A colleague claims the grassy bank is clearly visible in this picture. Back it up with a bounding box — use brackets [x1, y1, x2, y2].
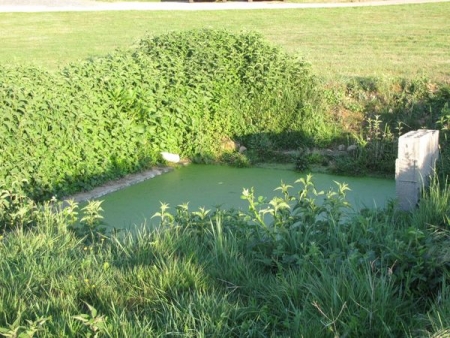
[1, 177, 449, 336]
[0, 3, 449, 82]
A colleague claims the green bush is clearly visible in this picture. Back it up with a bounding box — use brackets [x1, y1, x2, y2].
[0, 62, 153, 201]
[135, 29, 338, 151]
[0, 29, 338, 203]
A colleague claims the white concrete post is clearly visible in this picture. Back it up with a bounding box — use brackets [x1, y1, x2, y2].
[395, 129, 439, 211]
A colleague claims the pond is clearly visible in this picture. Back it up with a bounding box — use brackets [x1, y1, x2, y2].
[95, 164, 396, 229]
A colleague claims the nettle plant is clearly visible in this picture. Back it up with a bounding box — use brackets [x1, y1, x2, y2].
[152, 175, 354, 272]
[0, 180, 38, 232]
[132, 29, 339, 156]
[239, 174, 351, 271]
[350, 114, 399, 174]
[0, 29, 338, 202]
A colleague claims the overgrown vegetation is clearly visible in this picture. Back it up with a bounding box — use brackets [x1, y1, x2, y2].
[0, 29, 338, 201]
[1, 28, 450, 336]
[0, 177, 449, 336]
[329, 77, 450, 176]
[2, 29, 448, 203]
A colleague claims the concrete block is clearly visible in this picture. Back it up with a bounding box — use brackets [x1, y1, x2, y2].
[395, 129, 439, 211]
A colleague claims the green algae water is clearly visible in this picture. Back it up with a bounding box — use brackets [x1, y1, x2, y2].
[97, 164, 395, 229]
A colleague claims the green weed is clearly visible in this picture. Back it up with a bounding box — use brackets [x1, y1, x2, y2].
[0, 29, 339, 202]
[1, 176, 450, 336]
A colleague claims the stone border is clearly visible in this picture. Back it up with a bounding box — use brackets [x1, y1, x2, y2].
[62, 166, 173, 203]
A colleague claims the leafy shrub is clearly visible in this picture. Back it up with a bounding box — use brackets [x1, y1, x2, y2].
[135, 29, 339, 151]
[0, 29, 338, 202]
[0, 62, 152, 201]
[239, 175, 351, 271]
[0, 180, 38, 232]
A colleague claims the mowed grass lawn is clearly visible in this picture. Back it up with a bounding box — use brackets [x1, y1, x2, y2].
[0, 2, 449, 82]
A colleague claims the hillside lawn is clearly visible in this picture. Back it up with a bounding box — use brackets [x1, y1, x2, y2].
[0, 2, 449, 82]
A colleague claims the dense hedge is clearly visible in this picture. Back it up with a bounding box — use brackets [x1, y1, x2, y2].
[0, 29, 337, 201]
[0, 64, 151, 200]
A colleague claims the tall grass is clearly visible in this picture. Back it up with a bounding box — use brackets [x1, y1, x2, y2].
[1, 176, 449, 336]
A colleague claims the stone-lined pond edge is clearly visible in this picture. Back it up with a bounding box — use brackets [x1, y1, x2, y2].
[62, 166, 173, 203]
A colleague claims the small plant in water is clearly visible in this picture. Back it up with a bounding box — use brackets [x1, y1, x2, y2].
[68, 200, 107, 243]
[152, 202, 174, 226]
[241, 174, 352, 271]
